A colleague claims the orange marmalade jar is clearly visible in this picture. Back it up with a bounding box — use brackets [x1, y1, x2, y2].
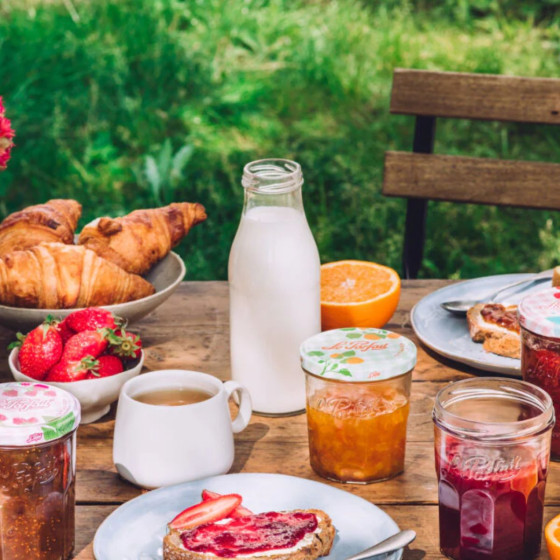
[0, 382, 80, 560]
[300, 327, 416, 484]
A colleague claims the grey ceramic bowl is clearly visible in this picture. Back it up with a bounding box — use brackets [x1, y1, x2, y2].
[0, 251, 186, 332]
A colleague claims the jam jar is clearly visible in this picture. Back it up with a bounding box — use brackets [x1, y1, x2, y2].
[0, 382, 80, 560]
[433, 378, 554, 560]
[519, 287, 560, 460]
[300, 327, 416, 483]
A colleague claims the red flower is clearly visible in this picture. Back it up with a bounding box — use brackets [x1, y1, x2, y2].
[0, 96, 15, 170]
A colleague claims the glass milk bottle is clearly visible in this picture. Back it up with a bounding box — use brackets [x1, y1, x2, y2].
[229, 159, 321, 416]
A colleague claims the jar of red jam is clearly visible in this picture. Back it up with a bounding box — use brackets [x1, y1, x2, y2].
[300, 327, 416, 484]
[519, 287, 560, 460]
[433, 378, 554, 560]
[0, 382, 80, 560]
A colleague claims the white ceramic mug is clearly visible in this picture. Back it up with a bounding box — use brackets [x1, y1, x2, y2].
[113, 370, 252, 489]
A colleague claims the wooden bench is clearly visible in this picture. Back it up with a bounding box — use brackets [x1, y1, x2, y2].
[382, 68, 560, 279]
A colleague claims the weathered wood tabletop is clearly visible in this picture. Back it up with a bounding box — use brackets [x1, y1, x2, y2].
[0, 280, 556, 559]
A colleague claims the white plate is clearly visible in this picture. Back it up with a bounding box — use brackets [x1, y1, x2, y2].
[93, 472, 402, 560]
[411, 273, 551, 376]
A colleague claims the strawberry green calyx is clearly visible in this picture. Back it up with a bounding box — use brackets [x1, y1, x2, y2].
[44, 315, 59, 326]
[0, 97, 15, 171]
[7, 332, 26, 351]
[106, 328, 141, 359]
[78, 355, 98, 372]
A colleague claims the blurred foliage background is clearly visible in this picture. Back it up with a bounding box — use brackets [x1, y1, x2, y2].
[1, 0, 560, 280]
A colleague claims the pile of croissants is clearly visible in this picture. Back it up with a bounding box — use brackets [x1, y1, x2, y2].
[0, 199, 206, 309]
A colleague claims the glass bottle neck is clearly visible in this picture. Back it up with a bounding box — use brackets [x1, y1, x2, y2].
[241, 159, 305, 214]
[243, 187, 304, 213]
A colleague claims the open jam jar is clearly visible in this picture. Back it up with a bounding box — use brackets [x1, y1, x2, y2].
[0, 382, 80, 560]
[433, 378, 554, 560]
[519, 287, 560, 460]
[300, 328, 416, 484]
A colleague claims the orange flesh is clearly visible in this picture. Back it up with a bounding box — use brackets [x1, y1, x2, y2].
[321, 263, 395, 304]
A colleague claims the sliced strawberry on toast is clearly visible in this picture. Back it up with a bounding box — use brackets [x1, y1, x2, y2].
[201, 489, 253, 517]
[169, 494, 242, 531]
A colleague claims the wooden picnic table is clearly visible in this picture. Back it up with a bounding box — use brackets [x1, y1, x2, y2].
[0, 279, 556, 559]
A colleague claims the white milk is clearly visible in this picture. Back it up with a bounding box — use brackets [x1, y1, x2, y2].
[229, 205, 321, 415]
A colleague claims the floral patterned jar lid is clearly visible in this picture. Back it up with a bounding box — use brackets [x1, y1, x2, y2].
[519, 287, 560, 338]
[300, 327, 417, 381]
[0, 382, 80, 446]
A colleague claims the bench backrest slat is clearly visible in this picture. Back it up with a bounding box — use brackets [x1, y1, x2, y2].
[384, 151, 560, 210]
[390, 68, 560, 125]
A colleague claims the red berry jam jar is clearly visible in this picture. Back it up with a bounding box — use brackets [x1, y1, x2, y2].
[433, 377, 554, 560]
[519, 287, 560, 460]
[0, 382, 81, 560]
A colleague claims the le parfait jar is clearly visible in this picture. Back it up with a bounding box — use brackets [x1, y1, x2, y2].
[0, 382, 80, 560]
[519, 287, 560, 460]
[433, 378, 554, 560]
[300, 327, 416, 484]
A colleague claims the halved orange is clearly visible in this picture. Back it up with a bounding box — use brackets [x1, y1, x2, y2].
[545, 513, 560, 560]
[320, 260, 400, 330]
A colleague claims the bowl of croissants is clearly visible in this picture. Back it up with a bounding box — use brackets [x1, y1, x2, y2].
[0, 198, 206, 331]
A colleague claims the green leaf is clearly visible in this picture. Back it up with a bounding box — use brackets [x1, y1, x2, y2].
[45, 412, 75, 439]
[307, 351, 324, 356]
[144, 155, 161, 204]
[157, 138, 173, 181]
[172, 144, 194, 175]
[342, 350, 355, 357]
[41, 426, 59, 441]
[340, 328, 356, 331]
[337, 368, 352, 376]
[346, 333, 361, 339]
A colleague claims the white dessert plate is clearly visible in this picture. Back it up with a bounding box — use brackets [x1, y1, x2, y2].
[411, 273, 548, 376]
[93, 472, 403, 560]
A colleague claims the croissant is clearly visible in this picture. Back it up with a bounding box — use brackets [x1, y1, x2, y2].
[0, 199, 82, 255]
[0, 243, 155, 309]
[78, 202, 207, 275]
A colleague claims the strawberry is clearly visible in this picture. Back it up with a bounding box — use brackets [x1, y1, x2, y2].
[86, 355, 124, 379]
[46, 356, 97, 382]
[62, 330, 111, 361]
[57, 318, 75, 343]
[169, 494, 242, 530]
[65, 308, 117, 333]
[201, 489, 253, 517]
[10, 319, 63, 380]
[109, 329, 142, 361]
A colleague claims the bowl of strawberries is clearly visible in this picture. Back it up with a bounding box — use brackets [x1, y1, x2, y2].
[8, 307, 144, 424]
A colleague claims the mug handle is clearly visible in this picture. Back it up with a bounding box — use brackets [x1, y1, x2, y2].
[224, 381, 252, 434]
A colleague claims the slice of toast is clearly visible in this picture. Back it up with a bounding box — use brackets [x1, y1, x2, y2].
[466, 303, 520, 359]
[163, 509, 335, 560]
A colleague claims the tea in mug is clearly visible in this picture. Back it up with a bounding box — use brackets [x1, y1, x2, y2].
[133, 387, 213, 406]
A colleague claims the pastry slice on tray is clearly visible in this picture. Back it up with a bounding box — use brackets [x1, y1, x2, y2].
[0, 199, 82, 255]
[0, 242, 154, 309]
[78, 202, 207, 275]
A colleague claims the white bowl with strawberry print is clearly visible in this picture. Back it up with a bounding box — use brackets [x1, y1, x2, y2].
[9, 348, 144, 424]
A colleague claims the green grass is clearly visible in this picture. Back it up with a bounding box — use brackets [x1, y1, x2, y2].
[1, 0, 560, 279]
